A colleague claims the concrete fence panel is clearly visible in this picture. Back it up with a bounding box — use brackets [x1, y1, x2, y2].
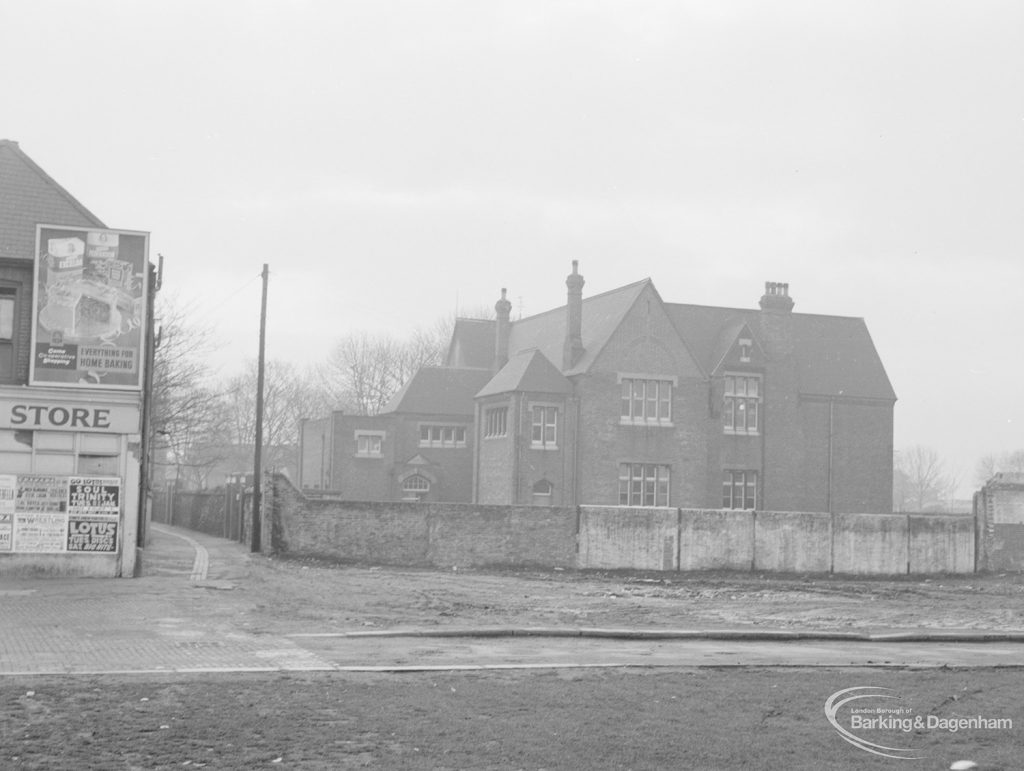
[578, 506, 678, 570]
[832, 513, 908, 575]
[909, 515, 975, 574]
[754, 511, 831, 573]
[679, 509, 754, 570]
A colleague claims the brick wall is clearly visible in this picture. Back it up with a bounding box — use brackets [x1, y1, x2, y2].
[269, 473, 576, 568]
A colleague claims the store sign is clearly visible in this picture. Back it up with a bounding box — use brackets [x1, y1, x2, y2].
[0, 400, 140, 433]
[30, 225, 149, 390]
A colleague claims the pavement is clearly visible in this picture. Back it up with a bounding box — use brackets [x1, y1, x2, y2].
[2, 524, 1024, 676]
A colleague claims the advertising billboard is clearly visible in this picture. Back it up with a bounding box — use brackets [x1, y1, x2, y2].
[30, 225, 149, 390]
[6, 474, 121, 555]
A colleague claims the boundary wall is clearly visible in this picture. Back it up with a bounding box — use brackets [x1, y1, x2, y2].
[267, 476, 975, 574]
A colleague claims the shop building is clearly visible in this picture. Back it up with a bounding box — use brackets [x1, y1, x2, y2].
[0, 140, 152, 577]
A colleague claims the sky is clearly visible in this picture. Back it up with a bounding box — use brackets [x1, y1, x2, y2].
[3, 0, 1022, 494]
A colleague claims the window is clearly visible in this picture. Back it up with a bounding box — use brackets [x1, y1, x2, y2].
[530, 405, 557, 448]
[355, 431, 383, 456]
[532, 479, 554, 505]
[620, 377, 673, 424]
[0, 287, 17, 380]
[0, 430, 122, 475]
[618, 463, 670, 507]
[724, 375, 761, 434]
[723, 470, 758, 510]
[484, 407, 508, 438]
[738, 338, 752, 363]
[419, 424, 467, 448]
[402, 473, 430, 501]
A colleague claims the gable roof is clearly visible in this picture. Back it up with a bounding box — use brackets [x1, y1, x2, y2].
[0, 140, 105, 261]
[477, 349, 573, 398]
[445, 317, 495, 369]
[666, 303, 896, 401]
[507, 278, 651, 376]
[382, 366, 493, 416]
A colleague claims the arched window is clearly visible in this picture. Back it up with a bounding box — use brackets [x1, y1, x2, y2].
[402, 474, 430, 501]
[532, 479, 553, 505]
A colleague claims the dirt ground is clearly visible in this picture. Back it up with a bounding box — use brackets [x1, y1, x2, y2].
[233, 554, 1024, 635]
[3, 668, 1020, 770]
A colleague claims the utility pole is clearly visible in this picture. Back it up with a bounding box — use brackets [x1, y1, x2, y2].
[252, 263, 269, 552]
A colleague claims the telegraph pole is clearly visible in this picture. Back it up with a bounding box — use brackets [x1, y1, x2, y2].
[252, 263, 269, 552]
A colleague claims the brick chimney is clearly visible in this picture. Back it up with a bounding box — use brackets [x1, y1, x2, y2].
[759, 281, 795, 312]
[759, 281, 795, 358]
[493, 287, 512, 371]
[563, 260, 585, 370]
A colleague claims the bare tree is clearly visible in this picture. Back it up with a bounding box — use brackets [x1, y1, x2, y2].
[975, 450, 1024, 486]
[313, 317, 458, 417]
[148, 295, 227, 490]
[219, 359, 316, 475]
[894, 445, 958, 512]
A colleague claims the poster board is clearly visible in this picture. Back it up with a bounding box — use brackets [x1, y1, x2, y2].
[30, 226, 149, 390]
[5, 475, 121, 554]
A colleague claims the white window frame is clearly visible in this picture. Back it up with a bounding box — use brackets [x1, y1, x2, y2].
[618, 462, 671, 507]
[529, 403, 558, 449]
[419, 424, 467, 448]
[354, 430, 384, 457]
[723, 374, 761, 435]
[401, 473, 430, 501]
[723, 470, 758, 510]
[618, 374, 675, 426]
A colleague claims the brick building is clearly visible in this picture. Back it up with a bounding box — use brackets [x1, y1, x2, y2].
[301, 263, 896, 513]
[0, 140, 153, 576]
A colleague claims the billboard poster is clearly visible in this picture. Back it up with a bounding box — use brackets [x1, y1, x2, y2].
[4, 475, 121, 555]
[16, 475, 68, 513]
[13, 512, 66, 553]
[67, 477, 120, 517]
[0, 474, 14, 552]
[66, 517, 118, 552]
[30, 225, 149, 390]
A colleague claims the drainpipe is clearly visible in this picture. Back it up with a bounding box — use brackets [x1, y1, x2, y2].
[827, 397, 835, 514]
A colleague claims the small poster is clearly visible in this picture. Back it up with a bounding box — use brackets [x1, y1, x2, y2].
[13, 512, 66, 553]
[16, 475, 68, 513]
[67, 477, 120, 516]
[0, 474, 15, 515]
[66, 517, 118, 552]
[0, 474, 14, 552]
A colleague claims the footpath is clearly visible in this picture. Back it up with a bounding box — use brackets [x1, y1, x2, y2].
[1, 524, 1023, 675]
[0, 525, 331, 675]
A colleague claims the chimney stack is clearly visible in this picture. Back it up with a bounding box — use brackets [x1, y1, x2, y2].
[493, 287, 512, 371]
[563, 260, 585, 370]
[759, 281, 795, 313]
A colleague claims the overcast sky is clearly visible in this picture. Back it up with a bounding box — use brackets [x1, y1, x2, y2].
[4, 1, 1022, 493]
